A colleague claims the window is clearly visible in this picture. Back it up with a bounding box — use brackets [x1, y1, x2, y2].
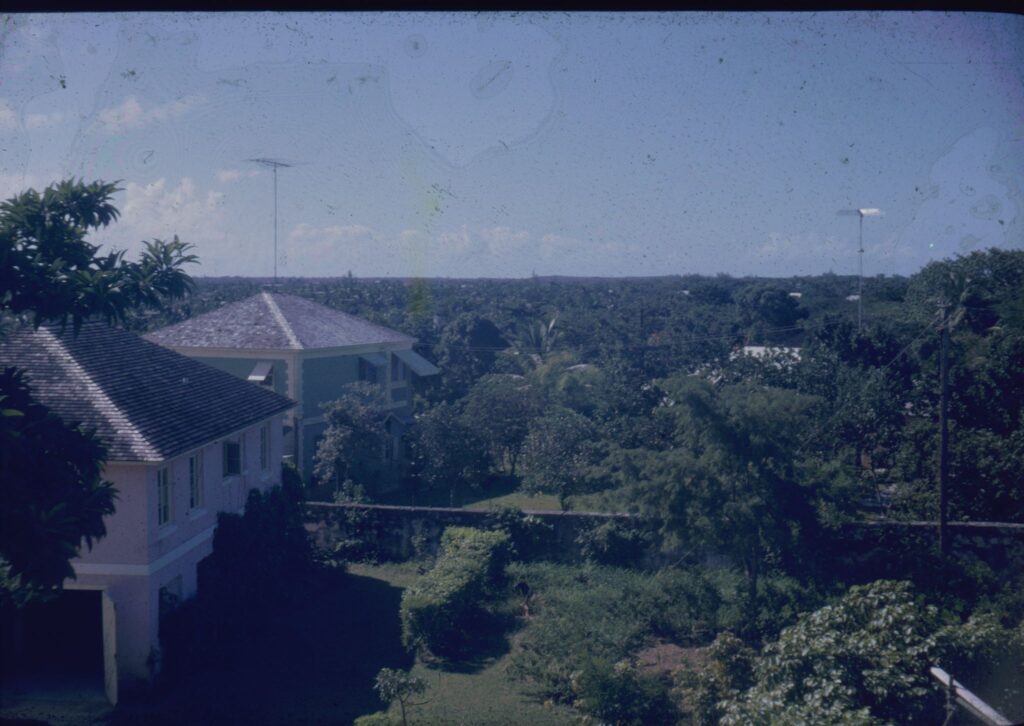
[157, 466, 172, 526]
[222, 440, 241, 477]
[247, 361, 274, 387]
[189, 452, 204, 509]
[358, 357, 378, 384]
[259, 423, 270, 471]
[391, 354, 408, 383]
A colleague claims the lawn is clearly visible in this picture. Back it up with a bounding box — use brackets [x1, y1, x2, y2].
[348, 563, 576, 726]
[376, 477, 583, 513]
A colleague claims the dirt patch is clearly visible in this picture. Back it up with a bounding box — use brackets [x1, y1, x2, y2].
[636, 641, 709, 677]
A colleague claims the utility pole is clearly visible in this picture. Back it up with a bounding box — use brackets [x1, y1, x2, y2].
[938, 302, 951, 557]
[858, 213, 864, 331]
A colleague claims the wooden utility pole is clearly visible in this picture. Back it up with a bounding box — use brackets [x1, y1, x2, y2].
[938, 302, 951, 557]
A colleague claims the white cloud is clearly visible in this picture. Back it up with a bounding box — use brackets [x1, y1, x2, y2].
[95, 94, 203, 132]
[0, 99, 19, 131]
[89, 178, 228, 271]
[25, 111, 63, 129]
[216, 168, 261, 183]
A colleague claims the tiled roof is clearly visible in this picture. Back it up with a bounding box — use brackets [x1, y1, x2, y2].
[0, 321, 295, 463]
[144, 292, 415, 351]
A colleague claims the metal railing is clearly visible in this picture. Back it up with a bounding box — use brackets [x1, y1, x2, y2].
[930, 666, 1013, 726]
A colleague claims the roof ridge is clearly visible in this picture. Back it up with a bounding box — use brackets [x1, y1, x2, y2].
[262, 291, 302, 349]
[42, 327, 162, 461]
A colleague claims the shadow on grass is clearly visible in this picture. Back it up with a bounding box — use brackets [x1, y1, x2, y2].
[427, 608, 519, 675]
[111, 569, 413, 726]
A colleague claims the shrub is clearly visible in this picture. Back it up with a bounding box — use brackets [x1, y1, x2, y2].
[160, 482, 319, 674]
[575, 519, 653, 567]
[575, 659, 679, 726]
[399, 527, 511, 655]
[674, 632, 756, 726]
[718, 580, 1015, 725]
[484, 505, 554, 561]
[507, 562, 722, 706]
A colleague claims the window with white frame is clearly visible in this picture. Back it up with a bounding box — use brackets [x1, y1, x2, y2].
[189, 452, 204, 509]
[157, 466, 172, 526]
[259, 423, 270, 471]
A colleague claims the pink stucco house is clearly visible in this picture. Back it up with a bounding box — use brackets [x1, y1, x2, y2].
[0, 321, 295, 703]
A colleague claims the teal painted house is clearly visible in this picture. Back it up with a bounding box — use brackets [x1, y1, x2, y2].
[145, 291, 438, 482]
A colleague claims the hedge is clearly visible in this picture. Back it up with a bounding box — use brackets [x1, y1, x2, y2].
[400, 526, 511, 655]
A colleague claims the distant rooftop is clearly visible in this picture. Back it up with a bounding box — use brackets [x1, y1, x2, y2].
[0, 321, 295, 462]
[144, 291, 415, 351]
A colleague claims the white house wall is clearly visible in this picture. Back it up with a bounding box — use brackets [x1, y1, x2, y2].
[67, 418, 285, 695]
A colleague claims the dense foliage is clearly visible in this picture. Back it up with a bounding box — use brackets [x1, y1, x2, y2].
[507, 563, 723, 718]
[314, 382, 393, 494]
[122, 248, 1024, 722]
[399, 527, 511, 656]
[684, 580, 1018, 725]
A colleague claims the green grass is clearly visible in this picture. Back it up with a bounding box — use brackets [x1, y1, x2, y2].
[375, 476, 617, 513]
[352, 563, 576, 725]
[462, 490, 563, 512]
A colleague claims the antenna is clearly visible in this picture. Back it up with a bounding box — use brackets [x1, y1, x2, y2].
[838, 207, 882, 332]
[247, 157, 304, 285]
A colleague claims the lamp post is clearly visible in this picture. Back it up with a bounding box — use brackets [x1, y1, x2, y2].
[838, 207, 882, 331]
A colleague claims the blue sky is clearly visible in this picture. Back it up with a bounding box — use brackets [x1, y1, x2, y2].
[0, 12, 1021, 278]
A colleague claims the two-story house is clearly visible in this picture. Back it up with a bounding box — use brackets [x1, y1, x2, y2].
[0, 322, 294, 703]
[144, 291, 439, 484]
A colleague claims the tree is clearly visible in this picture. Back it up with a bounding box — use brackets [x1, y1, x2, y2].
[407, 402, 490, 506]
[0, 369, 115, 601]
[434, 313, 507, 400]
[373, 667, 427, 726]
[0, 179, 197, 600]
[511, 313, 562, 370]
[460, 374, 542, 477]
[519, 406, 600, 510]
[736, 283, 808, 343]
[314, 382, 392, 493]
[633, 377, 824, 607]
[716, 580, 1010, 726]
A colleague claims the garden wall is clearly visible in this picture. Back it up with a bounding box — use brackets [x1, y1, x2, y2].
[303, 502, 634, 562]
[303, 501, 1024, 572]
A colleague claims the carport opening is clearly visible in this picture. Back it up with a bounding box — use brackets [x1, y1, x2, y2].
[1, 589, 105, 698]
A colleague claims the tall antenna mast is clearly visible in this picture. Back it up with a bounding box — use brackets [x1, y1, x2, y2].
[247, 158, 296, 285]
[838, 207, 882, 332]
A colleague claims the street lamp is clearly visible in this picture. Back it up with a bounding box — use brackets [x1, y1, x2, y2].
[838, 207, 882, 331]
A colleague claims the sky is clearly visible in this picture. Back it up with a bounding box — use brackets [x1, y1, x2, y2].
[0, 12, 1021, 279]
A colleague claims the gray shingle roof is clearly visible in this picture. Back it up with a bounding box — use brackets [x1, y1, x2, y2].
[143, 292, 414, 351]
[0, 321, 295, 463]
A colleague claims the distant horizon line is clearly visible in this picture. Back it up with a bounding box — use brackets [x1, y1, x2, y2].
[192, 271, 906, 282]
